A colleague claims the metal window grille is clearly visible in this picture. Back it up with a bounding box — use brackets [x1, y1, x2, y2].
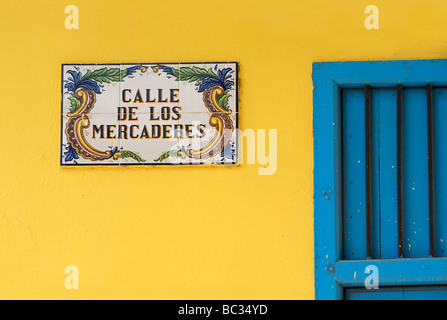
[342, 85, 443, 259]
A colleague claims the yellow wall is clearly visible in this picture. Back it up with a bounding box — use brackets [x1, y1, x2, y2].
[1, 0, 446, 299]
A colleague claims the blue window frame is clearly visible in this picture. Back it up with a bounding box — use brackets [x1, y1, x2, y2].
[313, 59, 447, 300]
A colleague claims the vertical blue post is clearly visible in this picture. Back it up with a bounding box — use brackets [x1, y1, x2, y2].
[313, 79, 342, 300]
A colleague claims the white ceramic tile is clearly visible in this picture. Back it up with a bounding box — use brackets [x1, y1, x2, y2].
[178, 63, 238, 115]
[62, 64, 120, 115]
[119, 63, 180, 115]
[61, 113, 121, 165]
[117, 111, 182, 165]
[176, 112, 238, 165]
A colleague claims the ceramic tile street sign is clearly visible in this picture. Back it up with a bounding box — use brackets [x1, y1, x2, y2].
[61, 63, 238, 166]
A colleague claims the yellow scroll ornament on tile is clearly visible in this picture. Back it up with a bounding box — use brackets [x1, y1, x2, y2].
[65, 88, 121, 161]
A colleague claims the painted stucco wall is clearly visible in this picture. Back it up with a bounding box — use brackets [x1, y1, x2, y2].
[0, 0, 446, 299]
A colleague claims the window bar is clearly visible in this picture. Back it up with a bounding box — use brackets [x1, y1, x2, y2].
[427, 84, 435, 257]
[364, 84, 373, 258]
[396, 84, 404, 258]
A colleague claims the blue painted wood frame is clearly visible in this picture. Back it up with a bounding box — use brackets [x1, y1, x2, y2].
[313, 59, 447, 300]
[335, 258, 447, 287]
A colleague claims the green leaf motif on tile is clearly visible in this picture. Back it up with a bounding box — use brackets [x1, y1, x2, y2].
[68, 92, 82, 113]
[172, 66, 219, 82]
[81, 67, 127, 84]
[154, 150, 180, 162]
[119, 150, 146, 163]
[216, 90, 231, 110]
